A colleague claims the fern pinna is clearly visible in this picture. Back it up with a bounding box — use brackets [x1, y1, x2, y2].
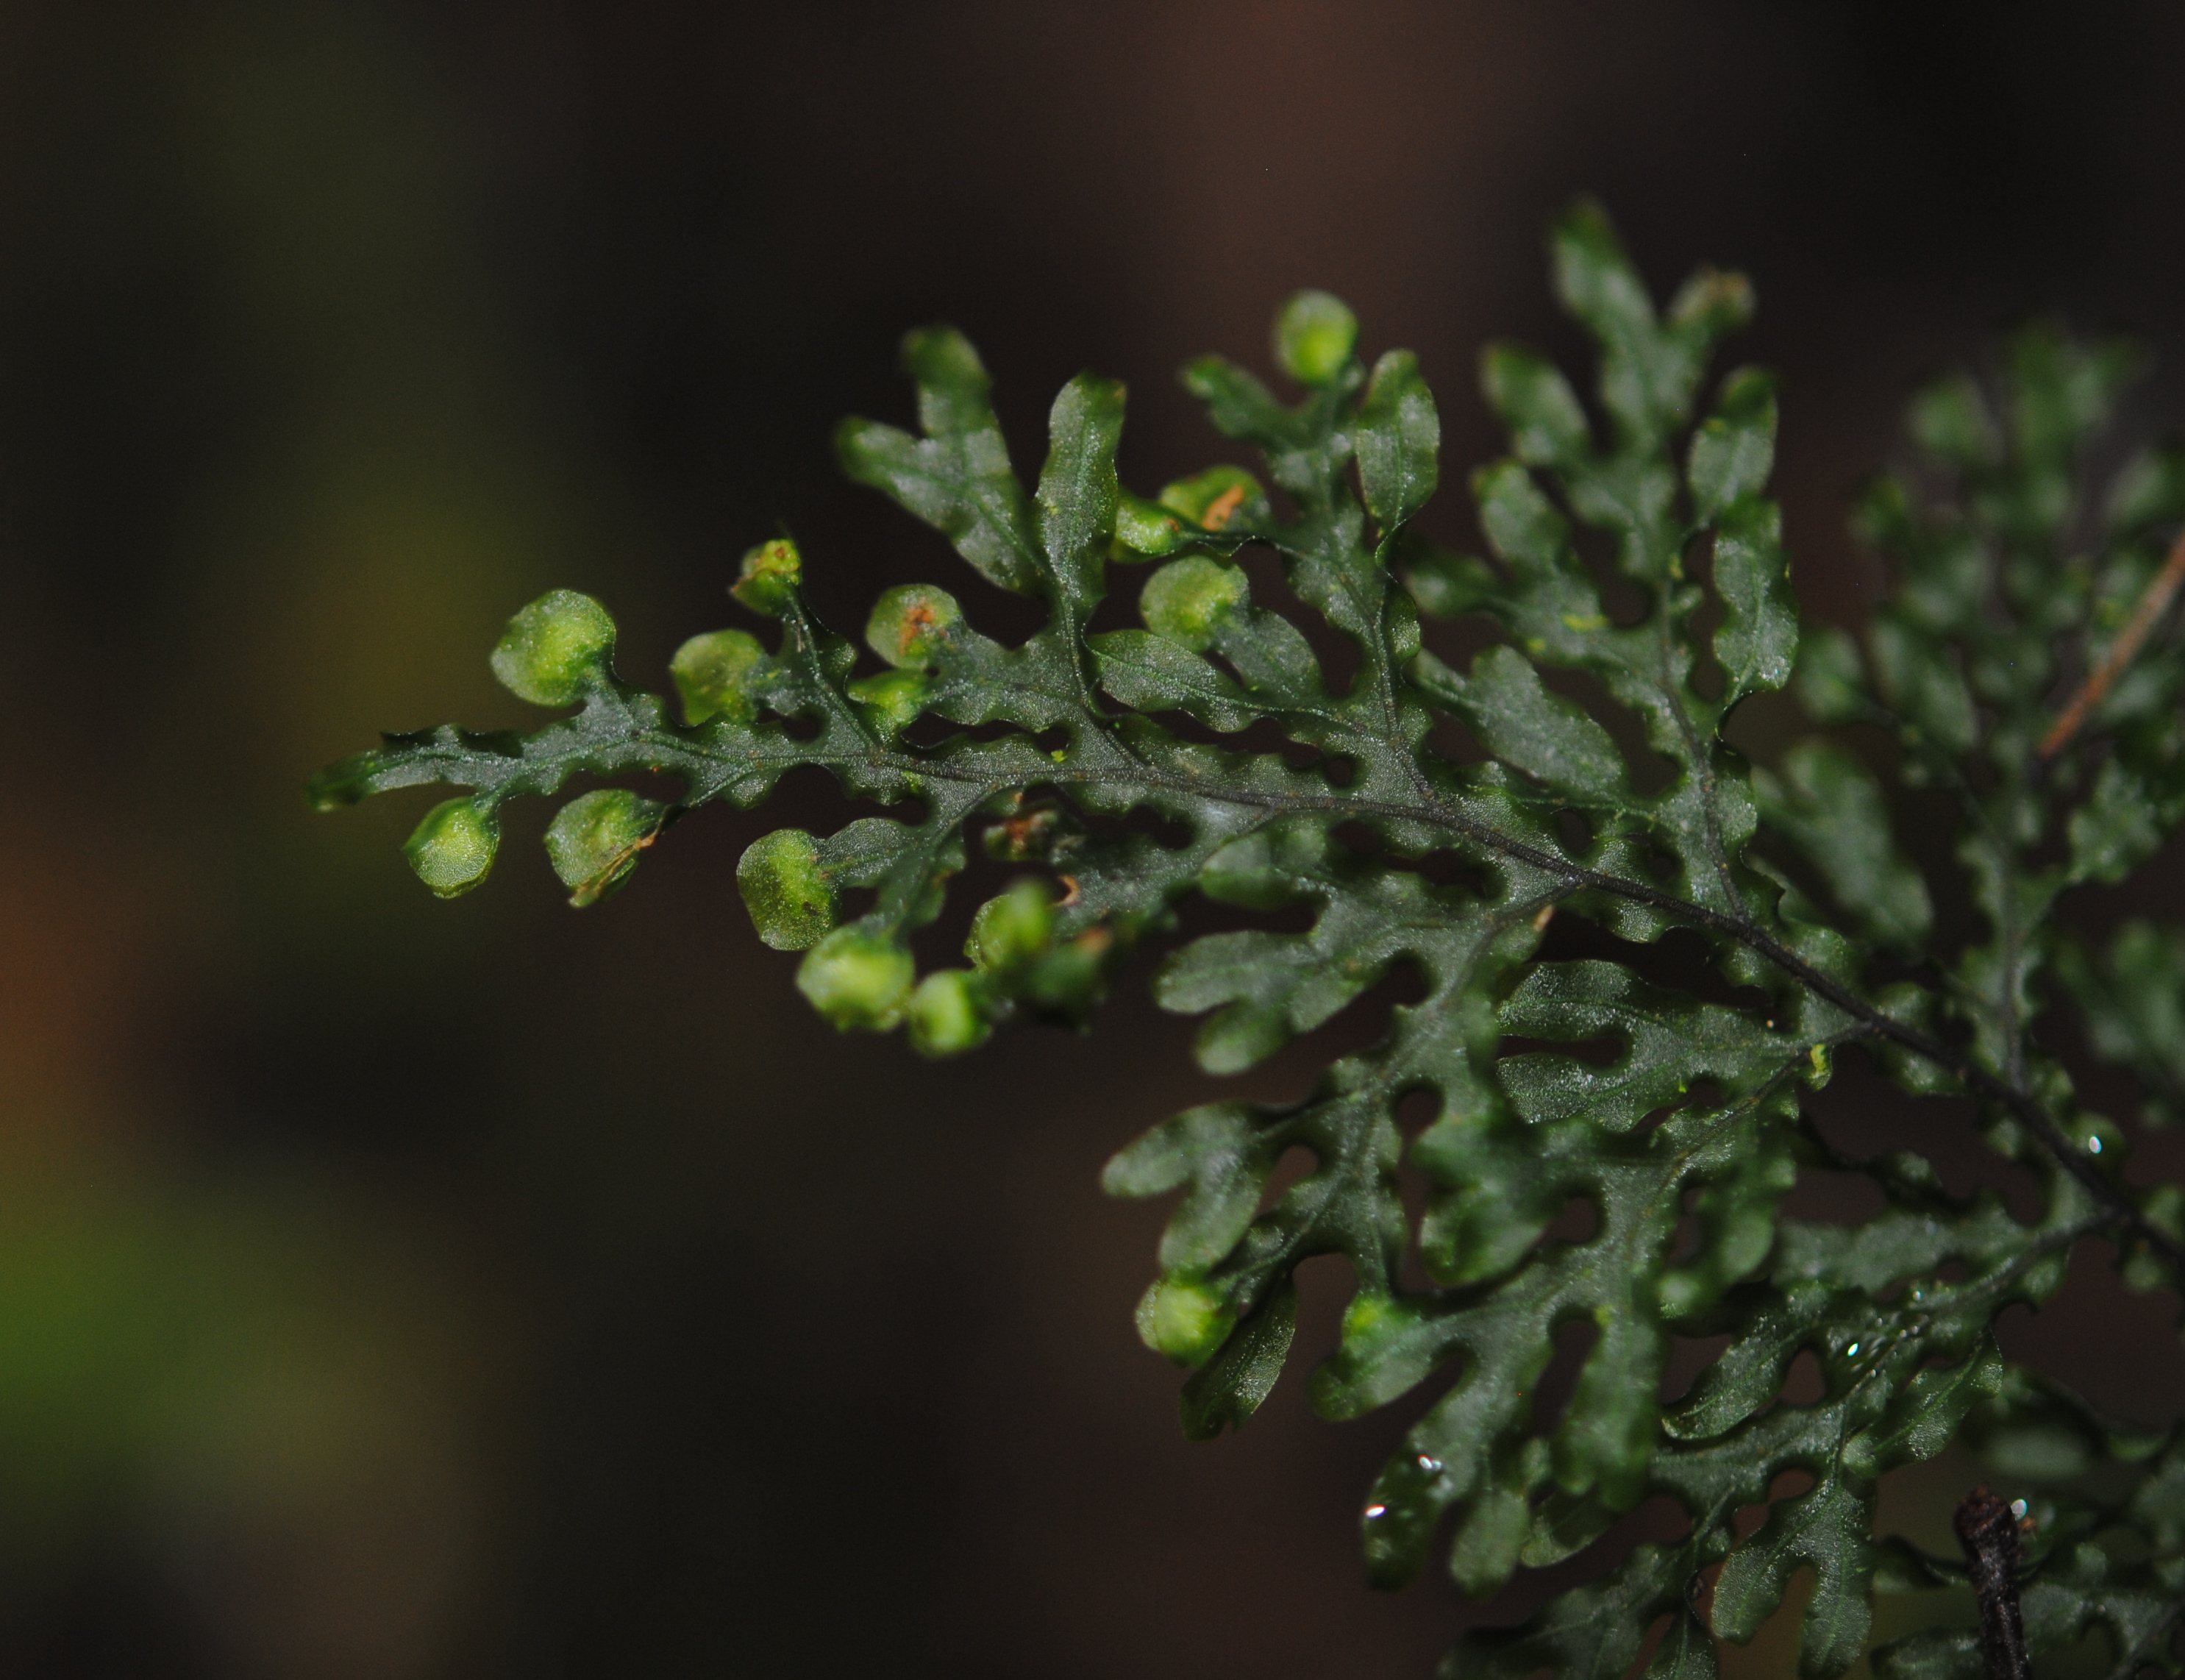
[310, 203, 2185, 1680]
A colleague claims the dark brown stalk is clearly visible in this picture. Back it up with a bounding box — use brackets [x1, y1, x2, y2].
[1956, 1486, 2033, 1680]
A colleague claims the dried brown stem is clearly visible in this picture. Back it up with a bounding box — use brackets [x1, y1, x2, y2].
[2040, 524, 2185, 760]
[1956, 1486, 2033, 1680]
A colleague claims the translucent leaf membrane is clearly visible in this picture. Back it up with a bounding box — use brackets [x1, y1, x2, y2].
[313, 202, 2185, 1680]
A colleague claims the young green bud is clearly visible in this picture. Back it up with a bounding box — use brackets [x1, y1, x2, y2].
[846, 668, 930, 737]
[864, 583, 963, 669]
[1273, 290, 1358, 388]
[1111, 492, 1189, 559]
[1135, 1276, 1233, 1365]
[967, 878, 1055, 972]
[1157, 465, 1269, 534]
[1019, 928, 1111, 1017]
[907, 969, 991, 1057]
[403, 797, 500, 898]
[796, 926, 915, 1031]
[490, 590, 617, 706]
[544, 788, 666, 907]
[1141, 556, 1248, 651]
[737, 828, 837, 951]
[670, 628, 770, 725]
[731, 538, 802, 618]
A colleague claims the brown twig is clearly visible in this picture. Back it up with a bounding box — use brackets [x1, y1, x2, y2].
[2040, 524, 2185, 760]
[1956, 1486, 2033, 1680]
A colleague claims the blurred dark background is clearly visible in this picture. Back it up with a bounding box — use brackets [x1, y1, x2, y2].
[4, 3, 2185, 1676]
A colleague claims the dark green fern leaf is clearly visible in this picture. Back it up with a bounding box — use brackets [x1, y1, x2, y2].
[311, 202, 2185, 1680]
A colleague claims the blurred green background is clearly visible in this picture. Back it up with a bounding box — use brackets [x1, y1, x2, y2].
[4, 3, 2185, 1674]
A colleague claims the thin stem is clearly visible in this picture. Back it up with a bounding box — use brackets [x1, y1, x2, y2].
[2040, 524, 2185, 760]
[1991, 831, 2029, 1094]
[894, 751, 2185, 1270]
[1956, 1487, 2033, 1680]
[408, 695, 2185, 1271]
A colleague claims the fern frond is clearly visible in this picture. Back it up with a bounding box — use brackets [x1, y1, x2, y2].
[312, 203, 2185, 1680]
